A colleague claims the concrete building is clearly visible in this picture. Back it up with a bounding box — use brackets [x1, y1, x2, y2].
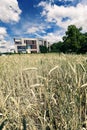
[14, 38, 50, 53]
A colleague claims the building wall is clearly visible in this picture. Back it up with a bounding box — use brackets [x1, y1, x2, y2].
[14, 38, 49, 53]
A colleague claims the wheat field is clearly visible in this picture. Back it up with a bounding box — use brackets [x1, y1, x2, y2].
[0, 53, 87, 130]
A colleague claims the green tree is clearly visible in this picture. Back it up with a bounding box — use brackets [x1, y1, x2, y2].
[79, 33, 87, 53]
[51, 41, 64, 52]
[51, 25, 87, 54]
[63, 25, 82, 53]
[39, 45, 48, 53]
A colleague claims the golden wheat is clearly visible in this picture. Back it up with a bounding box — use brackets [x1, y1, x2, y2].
[0, 53, 87, 130]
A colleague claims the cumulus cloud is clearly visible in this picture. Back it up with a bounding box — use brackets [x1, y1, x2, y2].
[43, 31, 63, 43]
[0, 27, 7, 40]
[27, 26, 46, 34]
[27, 27, 39, 33]
[0, 0, 22, 23]
[0, 27, 14, 51]
[56, 0, 74, 1]
[64, 0, 73, 1]
[23, 13, 65, 43]
[38, 1, 87, 32]
[80, 0, 87, 4]
[35, 29, 64, 43]
[26, 23, 47, 34]
[43, 33, 62, 43]
[46, 0, 74, 4]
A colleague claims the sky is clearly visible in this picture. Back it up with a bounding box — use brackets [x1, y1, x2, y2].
[0, 0, 87, 46]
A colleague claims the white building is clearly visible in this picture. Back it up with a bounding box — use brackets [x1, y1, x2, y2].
[14, 38, 50, 53]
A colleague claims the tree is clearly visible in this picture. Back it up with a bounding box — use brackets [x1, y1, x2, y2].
[79, 33, 87, 53]
[39, 45, 48, 53]
[51, 41, 64, 52]
[51, 25, 87, 54]
[62, 25, 82, 53]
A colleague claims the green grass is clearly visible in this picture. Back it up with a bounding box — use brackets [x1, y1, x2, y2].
[0, 53, 87, 130]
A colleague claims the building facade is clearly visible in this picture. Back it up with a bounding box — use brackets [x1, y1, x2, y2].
[14, 38, 50, 53]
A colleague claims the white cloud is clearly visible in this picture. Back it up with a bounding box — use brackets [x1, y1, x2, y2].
[0, 27, 11, 44]
[0, 27, 15, 52]
[43, 31, 63, 43]
[80, 0, 87, 4]
[34, 29, 64, 43]
[0, 0, 22, 23]
[0, 27, 7, 40]
[57, 0, 74, 1]
[44, 33, 61, 43]
[38, 2, 87, 32]
[26, 24, 47, 34]
[27, 27, 39, 33]
[21, 17, 64, 43]
[45, 0, 74, 4]
[55, 0, 87, 4]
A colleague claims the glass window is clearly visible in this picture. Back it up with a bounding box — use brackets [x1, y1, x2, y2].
[17, 46, 26, 52]
[15, 41, 22, 44]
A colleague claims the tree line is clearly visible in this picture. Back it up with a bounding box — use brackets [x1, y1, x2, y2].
[50, 25, 87, 54]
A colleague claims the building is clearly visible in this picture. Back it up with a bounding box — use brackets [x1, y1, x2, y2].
[14, 38, 50, 53]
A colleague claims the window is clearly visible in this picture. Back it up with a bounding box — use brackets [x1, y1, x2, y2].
[24, 40, 26, 43]
[44, 41, 47, 46]
[32, 40, 35, 44]
[15, 41, 22, 44]
[17, 46, 26, 52]
[26, 45, 31, 49]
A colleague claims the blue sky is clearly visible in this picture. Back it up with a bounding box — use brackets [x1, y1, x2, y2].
[0, 0, 87, 45]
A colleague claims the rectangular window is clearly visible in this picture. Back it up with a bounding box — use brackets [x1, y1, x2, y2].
[44, 41, 47, 46]
[26, 40, 36, 46]
[17, 46, 26, 52]
[15, 41, 22, 44]
[24, 40, 26, 43]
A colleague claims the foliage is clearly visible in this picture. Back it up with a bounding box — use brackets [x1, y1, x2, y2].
[39, 45, 48, 53]
[51, 25, 87, 53]
[51, 41, 64, 52]
[79, 33, 87, 53]
[63, 25, 82, 52]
